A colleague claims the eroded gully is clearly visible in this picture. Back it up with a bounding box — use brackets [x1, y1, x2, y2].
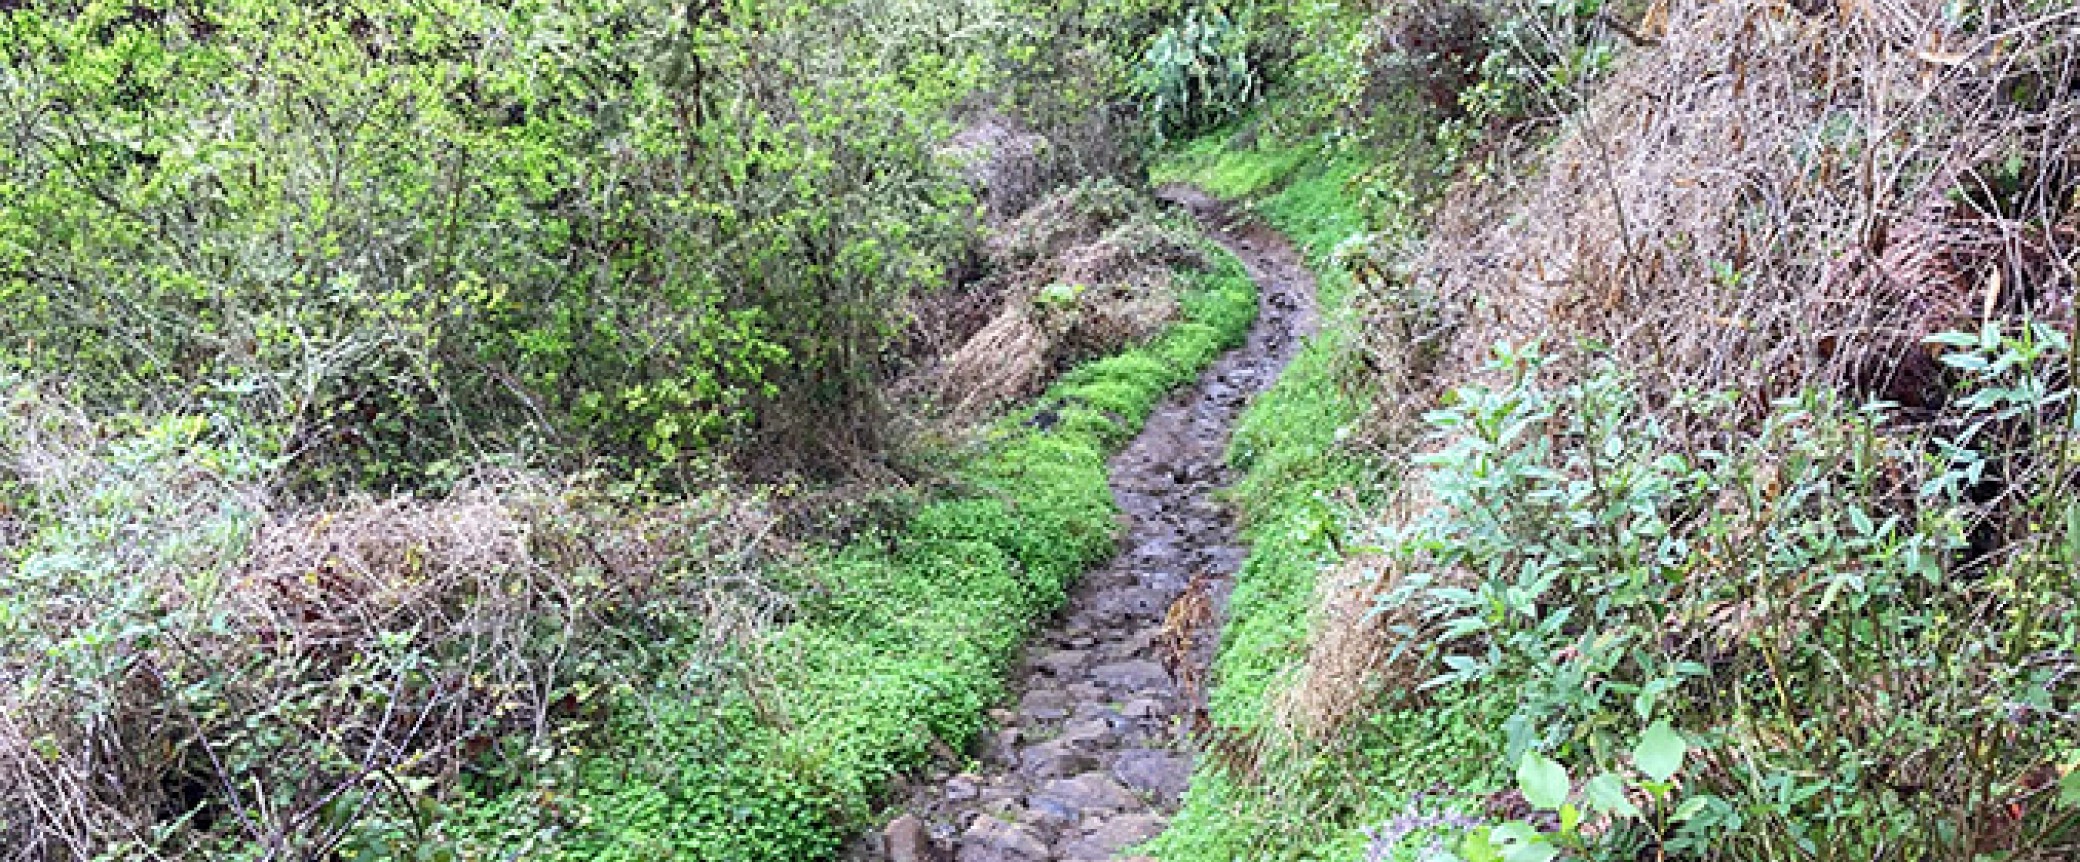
[853, 185, 1319, 862]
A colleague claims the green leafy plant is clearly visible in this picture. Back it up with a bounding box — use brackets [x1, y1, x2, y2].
[1134, 6, 1258, 142]
[1465, 722, 1701, 862]
[0, 0, 988, 487]
[1371, 337, 2080, 860]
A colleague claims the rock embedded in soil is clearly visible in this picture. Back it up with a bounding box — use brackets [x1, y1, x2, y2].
[1112, 749, 1192, 802]
[1026, 795, 1078, 829]
[887, 815, 943, 862]
[1057, 717, 1119, 748]
[1019, 740, 1099, 778]
[959, 816, 1052, 862]
[1064, 682, 1108, 702]
[1019, 688, 1072, 721]
[1059, 814, 1168, 860]
[1034, 772, 1144, 815]
[1033, 650, 1088, 677]
[1089, 659, 1170, 692]
[1120, 697, 1166, 719]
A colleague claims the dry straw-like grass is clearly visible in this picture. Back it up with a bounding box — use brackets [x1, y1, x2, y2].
[1270, 482, 1445, 743]
[940, 301, 1056, 414]
[0, 396, 786, 860]
[1396, 0, 2080, 423]
[1274, 553, 1423, 739]
[929, 182, 1209, 417]
[1306, 0, 2079, 746]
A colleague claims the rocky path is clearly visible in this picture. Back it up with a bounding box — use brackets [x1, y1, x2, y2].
[859, 186, 1318, 862]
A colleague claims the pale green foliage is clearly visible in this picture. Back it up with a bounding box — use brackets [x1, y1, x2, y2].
[0, 0, 995, 484]
[1385, 342, 2080, 860]
[1134, 6, 1257, 141]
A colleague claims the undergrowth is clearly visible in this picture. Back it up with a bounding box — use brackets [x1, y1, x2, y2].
[1150, 3, 2080, 852]
[445, 249, 1261, 861]
[0, 205, 1256, 862]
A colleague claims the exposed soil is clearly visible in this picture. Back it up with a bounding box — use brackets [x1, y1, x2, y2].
[851, 185, 1319, 862]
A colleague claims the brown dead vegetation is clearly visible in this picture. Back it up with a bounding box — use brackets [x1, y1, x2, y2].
[921, 181, 1210, 417]
[1302, 0, 2080, 745]
[1275, 483, 1465, 745]
[1394, 0, 2079, 426]
[942, 112, 1054, 225]
[1274, 553, 1417, 740]
[0, 419, 785, 860]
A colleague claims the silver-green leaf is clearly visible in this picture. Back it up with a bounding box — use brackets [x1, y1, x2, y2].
[1583, 773, 1642, 818]
[1633, 720, 1688, 782]
[1516, 750, 1570, 810]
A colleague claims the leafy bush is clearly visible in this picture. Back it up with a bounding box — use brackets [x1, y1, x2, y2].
[1381, 340, 2080, 860]
[0, 0, 988, 485]
[1253, 0, 1622, 182]
[1134, 6, 1258, 142]
[1151, 2, 2080, 860]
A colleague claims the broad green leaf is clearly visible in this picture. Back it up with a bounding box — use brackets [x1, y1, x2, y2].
[1517, 750, 1570, 810]
[1503, 842, 1559, 862]
[1583, 773, 1642, 818]
[1939, 353, 1989, 372]
[1924, 331, 1982, 347]
[1459, 828, 1502, 862]
[2060, 767, 2080, 808]
[1672, 796, 1711, 822]
[1633, 720, 1687, 782]
[1490, 821, 1540, 845]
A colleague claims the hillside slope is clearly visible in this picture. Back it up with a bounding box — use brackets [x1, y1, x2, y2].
[1143, 1, 2080, 859]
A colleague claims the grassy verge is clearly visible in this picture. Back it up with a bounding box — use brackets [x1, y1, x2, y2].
[1144, 131, 1502, 862]
[446, 244, 1259, 861]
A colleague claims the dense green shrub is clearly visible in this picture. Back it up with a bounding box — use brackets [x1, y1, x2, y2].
[0, 0, 989, 486]
[1134, 6, 1257, 142]
[1383, 337, 2080, 860]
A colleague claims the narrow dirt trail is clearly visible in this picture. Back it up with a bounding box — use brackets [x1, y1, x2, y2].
[861, 186, 1318, 862]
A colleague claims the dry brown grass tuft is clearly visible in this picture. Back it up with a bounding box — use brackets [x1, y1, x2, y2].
[0, 397, 785, 860]
[937, 301, 1056, 414]
[1385, 0, 2080, 437]
[1274, 487, 1455, 742]
[1314, 0, 2080, 785]
[923, 182, 1210, 417]
[1273, 553, 1415, 740]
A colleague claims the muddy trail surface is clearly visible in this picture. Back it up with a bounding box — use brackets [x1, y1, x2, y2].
[852, 186, 1318, 862]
